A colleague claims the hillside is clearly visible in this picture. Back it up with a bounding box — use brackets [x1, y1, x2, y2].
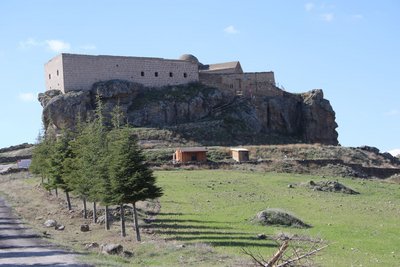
[38, 80, 338, 146]
[1, 170, 399, 266]
[2, 142, 399, 179]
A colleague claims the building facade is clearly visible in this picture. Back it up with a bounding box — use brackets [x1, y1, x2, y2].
[44, 53, 278, 97]
[45, 54, 199, 93]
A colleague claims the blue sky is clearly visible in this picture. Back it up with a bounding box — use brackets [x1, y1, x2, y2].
[0, 1, 399, 155]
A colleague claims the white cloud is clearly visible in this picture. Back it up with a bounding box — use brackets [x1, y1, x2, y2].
[18, 92, 36, 102]
[305, 2, 315, 12]
[224, 25, 239, 34]
[388, 149, 400, 157]
[19, 38, 72, 53]
[19, 38, 42, 49]
[320, 13, 334, 22]
[45, 40, 71, 52]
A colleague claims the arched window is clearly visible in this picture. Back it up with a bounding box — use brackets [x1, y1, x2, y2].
[141, 71, 145, 77]
[169, 72, 173, 77]
[155, 72, 158, 77]
[183, 73, 187, 78]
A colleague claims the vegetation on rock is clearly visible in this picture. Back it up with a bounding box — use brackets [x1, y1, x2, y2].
[30, 96, 163, 241]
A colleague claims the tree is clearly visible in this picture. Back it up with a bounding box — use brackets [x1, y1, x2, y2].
[107, 127, 163, 240]
[70, 93, 113, 228]
[63, 133, 91, 218]
[30, 131, 51, 185]
[47, 129, 74, 210]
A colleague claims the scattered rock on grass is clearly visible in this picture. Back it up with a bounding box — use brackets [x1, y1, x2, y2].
[84, 242, 99, 250]
[44, 219, 57, 228]
[55, 224, 65, 231]
[122, 251, 134, 258]
[305, 180, 359, 194]
[254, 208, 311, 228]
[257, 233, 267, 240]
[101, 243, 123, 255]
[80, 224, 90, 232]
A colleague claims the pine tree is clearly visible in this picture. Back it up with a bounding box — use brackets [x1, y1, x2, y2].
[70, 93, 113, 228]
[107, 127, 163, 241]
[63, 130, 92, 218]
[30, 131, 51, 184]
[47, 130, 74, 210]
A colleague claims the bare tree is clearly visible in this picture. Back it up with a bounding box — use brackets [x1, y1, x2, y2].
[242, 233, 328, 267]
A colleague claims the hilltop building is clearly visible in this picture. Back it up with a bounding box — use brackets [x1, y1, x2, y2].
[45, 53, 279, 97]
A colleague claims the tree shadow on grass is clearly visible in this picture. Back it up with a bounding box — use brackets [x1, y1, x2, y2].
[148, 212, 190, 216]
[144, 222, 232, 230]
[161, 233, 277, 248]
[159, 230, 251, 236]
[145, 213, 278, 249]
[154, 218, 229, 224]
[0, 227, 30, 231]
[206, 240, 277, 248]
[0, 234, 40, 240]
[0, 221, 24, 225]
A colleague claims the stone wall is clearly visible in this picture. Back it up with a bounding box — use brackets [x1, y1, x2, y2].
[45, 54, 64, 92]
[45, 54, 199, 93]
[199, 71, 281, 97]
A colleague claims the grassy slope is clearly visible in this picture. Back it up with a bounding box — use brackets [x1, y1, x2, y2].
[155, 170, 400, 266]
[0, 170, 398, 266]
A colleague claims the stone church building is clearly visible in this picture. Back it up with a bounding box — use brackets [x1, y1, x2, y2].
[45, 53, 279, 97]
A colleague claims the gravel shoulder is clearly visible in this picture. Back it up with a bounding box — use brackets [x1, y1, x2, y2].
[0, 197, 89, 267]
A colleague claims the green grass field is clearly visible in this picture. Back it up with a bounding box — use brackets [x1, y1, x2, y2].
[1, 169, 398, 266]
[153, 170, 399, 266]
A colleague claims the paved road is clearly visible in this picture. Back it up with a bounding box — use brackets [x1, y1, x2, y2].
[0, 197, 89, 267]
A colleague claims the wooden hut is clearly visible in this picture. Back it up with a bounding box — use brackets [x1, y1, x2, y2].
[174, 147, 207, 163]
[231, 148, 249, 162]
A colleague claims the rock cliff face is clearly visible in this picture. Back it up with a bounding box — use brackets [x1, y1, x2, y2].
[38, 80, 338, 145]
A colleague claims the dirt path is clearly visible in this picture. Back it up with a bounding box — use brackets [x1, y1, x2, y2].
[0, 197, 89, 267]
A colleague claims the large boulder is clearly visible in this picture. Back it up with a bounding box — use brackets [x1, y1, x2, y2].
[300, 89, 338, 145]
[39, 80, 338, 145]
[254, 208, 311, 228]
[306, 180, 359, 194]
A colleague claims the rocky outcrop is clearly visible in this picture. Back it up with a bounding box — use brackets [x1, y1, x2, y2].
[38, 80, 338, 145]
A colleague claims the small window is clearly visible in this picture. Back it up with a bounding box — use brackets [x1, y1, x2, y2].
[183, 73, 187, 78]
[56, 70, 59, 76]
[155, 72, 158, 77]
[116, 64, 119, 67]
[169, 72, 173, 77]
[141, 71, 144, 77]
[49, 74, 51, 79]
